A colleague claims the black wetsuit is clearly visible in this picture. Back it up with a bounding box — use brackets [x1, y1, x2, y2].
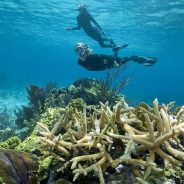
[77, 13, 102, 40]
[78, 54, 126, 71]
[72, 12, 112, 48]
[78, 54, 157, 71]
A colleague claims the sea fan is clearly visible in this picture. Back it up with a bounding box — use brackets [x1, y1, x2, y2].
[0, 149, 38, 184]
[97, 66, 130, 106]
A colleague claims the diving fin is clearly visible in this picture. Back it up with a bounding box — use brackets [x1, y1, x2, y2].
[113, 43, 129, 52]
[132, 56, 157, 66]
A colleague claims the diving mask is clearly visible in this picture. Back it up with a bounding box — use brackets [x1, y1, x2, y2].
[75, 43, 88, 57]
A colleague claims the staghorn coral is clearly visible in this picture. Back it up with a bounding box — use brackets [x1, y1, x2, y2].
[13, 78, 124, 141]
[36, 99, 184, 183]
[16, 107, 65, 153]
[113, 99, 184, 181]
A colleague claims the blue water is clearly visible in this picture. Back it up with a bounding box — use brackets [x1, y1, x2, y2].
[0, 0, 184, 106]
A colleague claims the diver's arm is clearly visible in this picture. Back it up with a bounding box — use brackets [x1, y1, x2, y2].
[66, 24, 81, 30]
[66, 27, 80, 30]
[66, 17, 81, 30]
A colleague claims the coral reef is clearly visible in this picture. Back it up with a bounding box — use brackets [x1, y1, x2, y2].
[45, 78, 124, 109]
[0, 136, 21, 149]
[35, 99, 184, 183]
[13, 78, 124, 140]
[2, 79, 184, 183]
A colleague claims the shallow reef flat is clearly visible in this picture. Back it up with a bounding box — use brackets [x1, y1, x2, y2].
[0, 79, 184, 184]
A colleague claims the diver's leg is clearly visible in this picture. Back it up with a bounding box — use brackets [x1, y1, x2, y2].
[87, 28, 113, 48]
[102, 37, 111, 42]
[103, 37, 129, 51]
[102, 37, 117, 49]
[130, 56, 157, 66]
[98, 39, 112, 48]
[120, 56, 132, 65]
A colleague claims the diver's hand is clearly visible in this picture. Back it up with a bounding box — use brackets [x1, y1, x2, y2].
[66, 27, 72, 31]
[113, 60, 119, 67]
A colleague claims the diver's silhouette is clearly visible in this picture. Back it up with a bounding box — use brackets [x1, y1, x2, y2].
[66, 4, 126, 49]
[75, 43, 157, 71]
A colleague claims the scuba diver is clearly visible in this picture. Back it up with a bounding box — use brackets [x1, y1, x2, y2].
[66, 4, 126, 49]
[75, 42, 157, 71]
